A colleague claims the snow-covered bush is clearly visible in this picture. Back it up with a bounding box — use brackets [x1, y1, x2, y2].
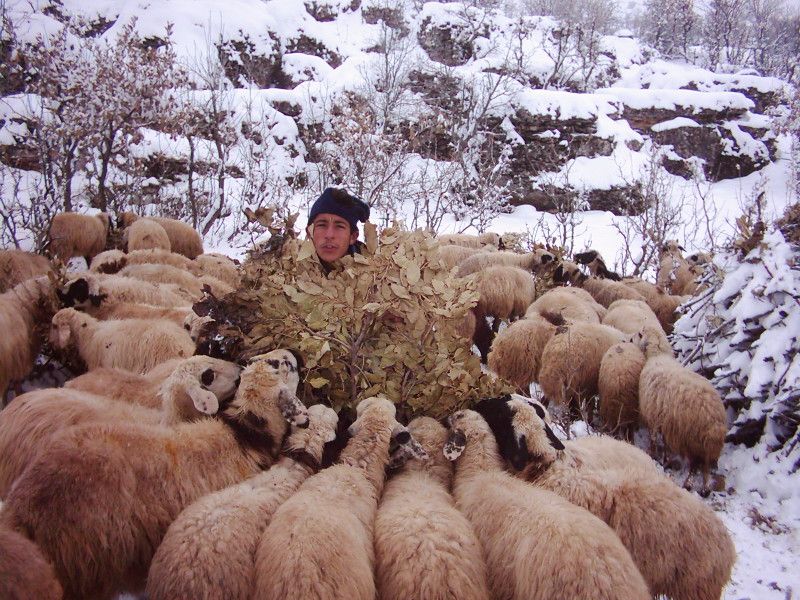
[672, 226, 799, 466]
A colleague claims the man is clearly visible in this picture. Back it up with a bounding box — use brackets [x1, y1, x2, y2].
[306, 187, 370, 265]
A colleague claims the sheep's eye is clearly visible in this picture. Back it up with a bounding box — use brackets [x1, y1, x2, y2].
[184, 324, 191, 331]
[267, 359, 280, 369]
[201, 369, 215, 386]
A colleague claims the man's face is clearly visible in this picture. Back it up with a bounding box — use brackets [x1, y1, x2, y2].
[307, 213, 358, 263]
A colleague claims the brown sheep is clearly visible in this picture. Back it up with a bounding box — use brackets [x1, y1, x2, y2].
[124, 218, 171, 253]
[0, 249, 52, 293]
[47, 211, 110, 263]
[120, 212, 204, 259]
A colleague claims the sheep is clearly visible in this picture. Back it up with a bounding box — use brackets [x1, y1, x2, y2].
[85, 301, 192, 327]
[64, 355, 242, 420]
[89, 249, 128, 273]
[657, 239, 699, 295]
[525, 285, 606, 324]
[50, 307, 196, 374]
[487, 312, 557, 392]
[57, 272, 191, 309]
[0, 249, 52, 293]
[597, 341, 647, 437]
[573, 249, 622, 280]
[120, 262, 234, 300]
[481, 395, 735, 600]
[252, 396, 411, 600]
[0, 525, 63, 600]
[554, 260, 647, 307]
[0, 276, 56, 401]
[123, 217, 171, 253]
[146, 403, 339, 600]
[47, 211, 110, 263]
[537, 321, 625, 412]
[444, 408, 650, 600]
[0, 356, 242, 497]
[622, 277, 688, 332]
[635, 326, 728, 494]
[184, 309, 216, 343]
[456, 248, 554, 277]
[191, 252, 241, 288]
[436, 243, 493, 270]
[438, 231, 501, 249]
[602, 298, 669, 349]
[375, 416, 491, 600]
[127, 248, 194, 270]
[469, 265, 538, 333]
[0, 350, 308, 600]
[119, 212, 204, 259]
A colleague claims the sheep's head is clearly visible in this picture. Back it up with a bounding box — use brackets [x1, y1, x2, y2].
[49, 308, 78, 349]
[283, 404, 339, 472]
[660, 239, 684, 256]
[473, 395, 564, 471]
[348, 396, 396, 436]
[183, 311, 215, 343]
[630, 325, 672, 357]
[388, 416, 444, 472]
[442, 409, 483, 461]
[58, 275, 106, 308]
[165, 356, 243, 419]
[117, 211, 139, 229]
[552, 260, 584, 285]
[245, 349, 301, 394]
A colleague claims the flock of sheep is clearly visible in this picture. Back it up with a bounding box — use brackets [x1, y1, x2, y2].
[0, 212, 735, 600]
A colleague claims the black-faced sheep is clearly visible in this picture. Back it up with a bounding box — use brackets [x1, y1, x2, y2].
[0, 350, 308, 600]
[635, 327, 728, 494]
[486, 312, 557, 392]
[252, 396, 412, 600]
[456, 248, 554, 277]
[50, 307, 196, 374]
[444, 408, 650, 600]
[0, 276, 56, 401]
[119, 212, 204, 259]
[146, 403, 339, 600]
[0, 525, 63, 600]
[47, 211, 110, 263]
[0, 356, 242, 497]
[375, 416, 490, 600]
[537, 321, 625, 412]
[124, 217, 171, 252]
[0, 249, 52, 293]
[58, 272, 191, 309]
[482, 395, 735, 600]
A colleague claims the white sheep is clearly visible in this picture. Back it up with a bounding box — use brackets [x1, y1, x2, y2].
[456, 248, 554, 277]
[47, 211, 110, 263]
[89, 249, 128, 273]
[602, 298, 669, 348]
[50, 307, 196, 374]
[146, 403, 339, 600]
[0, 249, 52, 293]
[483, 395, 735, 600]
[538, 321, 625, 412]
[191, 252, 241, 288]
[120, 262, 234, 300]
[657, 239, 702, 295]
[469, 265, 538, 332]
[597, 341, 647, 437]
[0, 350, 308, 600]
[85, 301, 192, 327]
[621, 277, 689, 332]
[0, 356, 242, 497]
[486, 312, 557, 392]
[525, 285, 606, 324]
[438, 231, 501, 249]
[444, 408, 650, 600]
[554, 260, 647, 307]
[58, 272, 190, 309]
[635, 326, 728, 494]
[375, 416, 491, 600]
[0, 276, 56, 401]
[119, 212, 204, 259]
[252, 396, 409, 600]
[0, 525, 63, 600]
[124, 217, 172, 252]
[127, 248, 195, 270]
[436, 243, 494, 270]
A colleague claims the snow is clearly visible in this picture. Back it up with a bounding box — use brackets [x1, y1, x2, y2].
[597, 87, 755, 113]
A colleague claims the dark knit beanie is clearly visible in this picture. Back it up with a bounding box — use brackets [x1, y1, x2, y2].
[308, 188, 370, 231]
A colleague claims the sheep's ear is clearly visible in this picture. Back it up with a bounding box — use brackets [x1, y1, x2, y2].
[287, 349, 304, 372]
[443, 430, 466, 461]
[187, 385, 219, 415]
[68, 279, 90, 304]
[391, 424, 428, 461]
[278, 388, 309, 428]
[543, 423, 565, 451]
